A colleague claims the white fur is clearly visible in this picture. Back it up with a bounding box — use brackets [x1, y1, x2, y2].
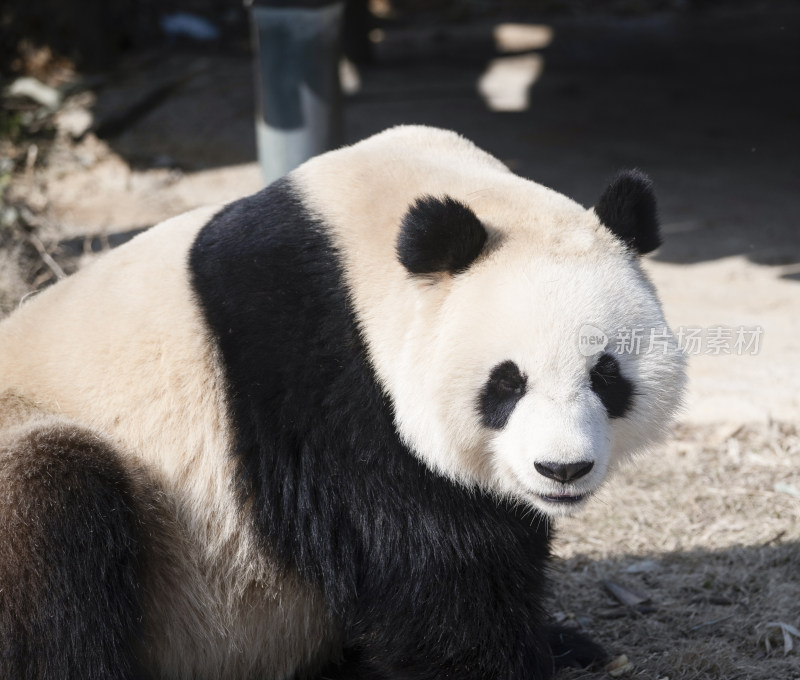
[0, 207, 337, 678]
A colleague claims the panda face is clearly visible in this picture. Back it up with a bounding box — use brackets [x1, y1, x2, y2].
[294, 127, 685, 519]
[382, 178, 681, 518]
[411, 243, 684, 518]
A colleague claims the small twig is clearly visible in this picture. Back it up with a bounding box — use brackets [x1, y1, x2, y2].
[688, 614, 734, 632]
[27, 232, 66, 281]
[31, 271, 55, 289]
[25, 144, 38, 178]
[762, 530, 787, 547]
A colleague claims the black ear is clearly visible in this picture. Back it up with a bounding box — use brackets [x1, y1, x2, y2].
[595, 170, 660, 255]
[397, 195, 487, 275]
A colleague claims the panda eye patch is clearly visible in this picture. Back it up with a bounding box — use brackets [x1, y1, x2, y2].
[590, 353, 633, 419]
[479, 361, 527, 429]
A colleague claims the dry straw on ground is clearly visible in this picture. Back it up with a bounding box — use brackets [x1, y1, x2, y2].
[553, 422, 800, 680]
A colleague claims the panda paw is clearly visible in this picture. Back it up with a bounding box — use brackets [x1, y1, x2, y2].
[545, 624, 608, 670]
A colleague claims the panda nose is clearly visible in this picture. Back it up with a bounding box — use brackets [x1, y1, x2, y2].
[534, 461, 594, 483]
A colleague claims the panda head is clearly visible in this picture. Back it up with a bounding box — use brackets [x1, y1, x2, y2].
[389, 169, 686, 518]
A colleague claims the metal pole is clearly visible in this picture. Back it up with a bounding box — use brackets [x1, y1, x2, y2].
[247, 1, 344, 185]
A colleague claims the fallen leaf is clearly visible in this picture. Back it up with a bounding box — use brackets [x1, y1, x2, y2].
[763, 621, 800, 655]
[624, 559, 660, 574]
[605, 654, 634, 677]
[603, 580, 651, 607]
[774, 482, 800, 499]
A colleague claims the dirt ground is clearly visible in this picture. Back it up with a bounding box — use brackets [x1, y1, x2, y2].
[1, 3, 799, 678]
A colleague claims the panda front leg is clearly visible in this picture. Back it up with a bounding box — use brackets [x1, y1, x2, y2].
[319, 624, 605, 680]
[545, 624, 608, 671]
[315, 563, 606, 680]
[0, 420, 148, 680]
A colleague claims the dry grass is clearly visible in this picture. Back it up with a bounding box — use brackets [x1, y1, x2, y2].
[0, 237, 29, 317]
[552, 422, 800, 679]
[0, 208, 98, 319]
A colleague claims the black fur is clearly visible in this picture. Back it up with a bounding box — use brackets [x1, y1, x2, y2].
[478, 360, 527, 430]
[534, 461, 594, 484]
[189, 178, 600, 679]
[545, 625, 608, 670]
[397, 195, 487, 275]
[595, 170, 660, 255]
[0, 425, 146, 680]
[590, 353, 633, 419]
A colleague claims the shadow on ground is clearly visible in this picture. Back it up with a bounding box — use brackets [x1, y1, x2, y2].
[90, 47, 257, 170]
[552, 540, 800, 679]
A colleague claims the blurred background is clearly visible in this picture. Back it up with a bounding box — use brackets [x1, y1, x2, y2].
[1, 1, 798, 677]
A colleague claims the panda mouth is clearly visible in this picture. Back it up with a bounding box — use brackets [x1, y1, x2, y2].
[538, 493, 587, 504]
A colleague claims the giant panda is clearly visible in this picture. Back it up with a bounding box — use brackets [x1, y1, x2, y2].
[0, 126, 685, 680]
